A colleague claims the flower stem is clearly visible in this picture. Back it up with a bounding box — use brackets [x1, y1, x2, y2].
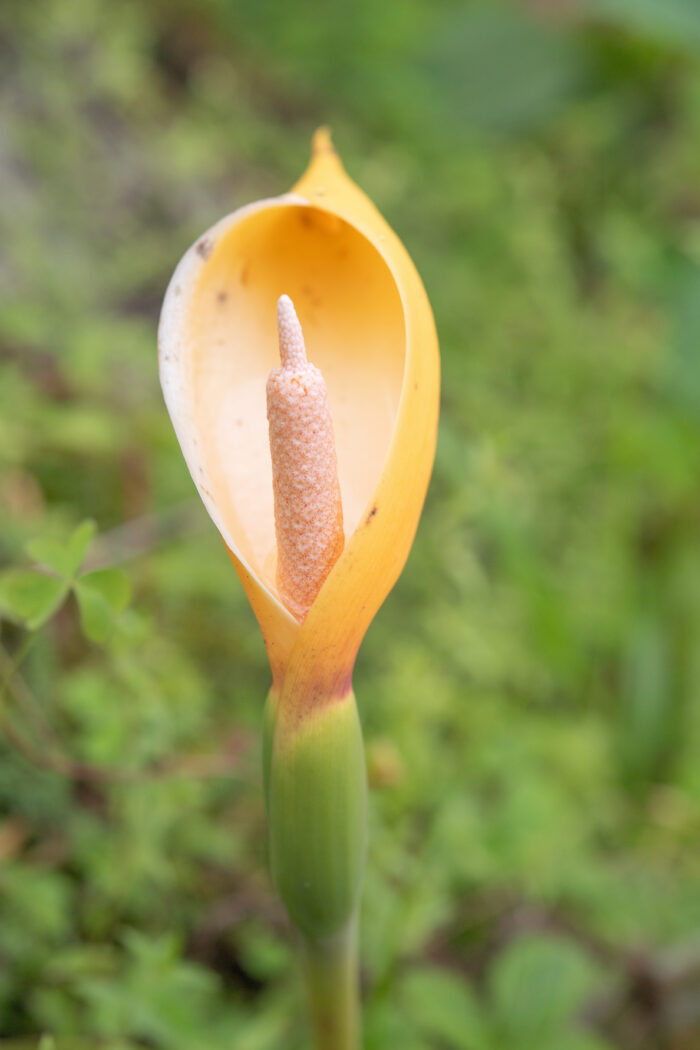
[300, 916, 360, 1050]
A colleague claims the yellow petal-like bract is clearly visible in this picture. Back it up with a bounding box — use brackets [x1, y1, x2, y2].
[158, 130, 440, 721]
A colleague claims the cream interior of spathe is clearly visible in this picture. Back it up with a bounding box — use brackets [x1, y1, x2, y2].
[186, 202, 405, 596]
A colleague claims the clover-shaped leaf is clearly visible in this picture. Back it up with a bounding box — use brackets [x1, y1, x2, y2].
[1, 521, 130, 643]
[74, 569, 131, 643]
[0, 571, 70, 629]
[25, 520, 96, 579]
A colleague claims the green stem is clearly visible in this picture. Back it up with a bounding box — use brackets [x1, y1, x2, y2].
[300, 916, 360, 1050]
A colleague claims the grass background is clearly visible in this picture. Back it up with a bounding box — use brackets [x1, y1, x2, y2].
[1, 1, 700, 1047]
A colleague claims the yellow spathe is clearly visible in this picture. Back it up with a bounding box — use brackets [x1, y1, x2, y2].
[158, 130, 440, 714]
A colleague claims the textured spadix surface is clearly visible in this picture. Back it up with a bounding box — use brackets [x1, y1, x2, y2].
[267, 295, 345, 622]
[159, 132, 439, 701]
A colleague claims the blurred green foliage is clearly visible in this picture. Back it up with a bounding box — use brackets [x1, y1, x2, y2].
[1, 0, 700, 1047]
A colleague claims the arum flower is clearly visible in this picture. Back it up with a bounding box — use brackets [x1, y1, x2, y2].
[158, 130, 439, 1049]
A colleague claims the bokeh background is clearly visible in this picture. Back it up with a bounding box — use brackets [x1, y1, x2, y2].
[2, 1, 700, 1047]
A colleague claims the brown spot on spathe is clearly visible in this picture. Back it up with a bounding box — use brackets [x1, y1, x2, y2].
[216, 290, 228, 304]
[366, 505, 378, 524]
[196, 238, 213, 260]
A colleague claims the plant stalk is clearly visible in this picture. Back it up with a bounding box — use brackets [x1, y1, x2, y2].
[300, 916, 360, 1050]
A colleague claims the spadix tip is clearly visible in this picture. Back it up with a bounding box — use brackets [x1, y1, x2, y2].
[277, 294, 307, 370]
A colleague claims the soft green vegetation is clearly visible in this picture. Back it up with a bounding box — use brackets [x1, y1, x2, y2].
[1, 0, 700, 1047]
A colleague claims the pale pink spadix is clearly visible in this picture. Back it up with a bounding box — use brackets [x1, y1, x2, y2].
[266, 295, 345, 621]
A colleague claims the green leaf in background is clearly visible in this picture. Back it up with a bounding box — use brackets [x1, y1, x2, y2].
[0, 571, 69, 629]
[66, 520, 98, 574]
[76, 930, 239, 1050]
[233, 920, 290, 981]
[364, 998, 432, 1050]
[562, 1033, 617, 1050]
[669, 263, 700, 417]
[74, 569, 130, 643]
[426, 10, 589, 136]
[585, 0, 700, 50]
[399, 965, 487, 1050]
[488, 935, 604, 1049]
[617, 615, 672, 789]
[26, 520, 96, 580]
